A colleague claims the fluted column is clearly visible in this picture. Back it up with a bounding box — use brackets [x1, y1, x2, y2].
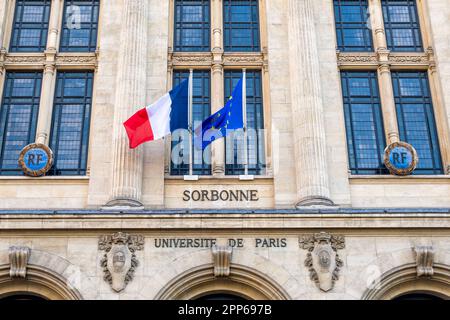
[107, 0, 148, 207]
[211, 0, 225, 175]
[287, 0, 333, 207]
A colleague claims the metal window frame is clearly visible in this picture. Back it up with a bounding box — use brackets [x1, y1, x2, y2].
[173, 0, 211, 52]
[0, 71, 42, 175]
[171, 70, 212, 176]
[60, 0, 100, 52]
[224, 70, 264, 176]
[223, 0, 260, 52]
[341, 71, 387, 175]
[48, 71, 93, 176]
[333, 0, 373, 52]
[382, 0, 423, 52]
[9, 0, 51, 52]
[391, 71, 443, 174]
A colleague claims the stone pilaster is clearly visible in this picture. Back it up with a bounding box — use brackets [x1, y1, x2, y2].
[370, 0, 399, 144]
[0, 50, 5, 101]
[0, 0, 8, 50]
[47, 0, 63, 51]
[35, 61, 56, 144]
[287, 0, 333, 207]
[211, 0, 224, 175]
[369, 0, 387, 50]
[107, 0, 148, 208]
[377, 63, 400, 144]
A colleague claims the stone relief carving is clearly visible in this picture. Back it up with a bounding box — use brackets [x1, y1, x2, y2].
[389, 54, 428, 64]
[414, 246, 434, 277]
[5, 55, 45, 64]
[211, 245, 233, 277]
[56, 56, 97, 64]
[9, 246, 31, 279]
[299, 232, 345, 292]
[98, 232, 144, 292]
[337, 52, 377, 64]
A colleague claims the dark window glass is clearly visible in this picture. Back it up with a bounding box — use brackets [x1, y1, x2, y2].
[171, 70, 211, 176]
[341, 71, 387, 174]
[334, 0, 373, 52]
[60, 0, 100, 52]
[0, 72, 42, 175]
[10, 0, 51, 52]
[49, 72, 93, 175]
[382, 0, 423, 52]
[223, 0, 260, 52]
[174, 0, 210, 52]
[392, 71, 442, 174]
[224, 70, 264, 176]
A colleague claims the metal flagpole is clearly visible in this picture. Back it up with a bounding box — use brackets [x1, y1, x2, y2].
[188, 69, 194, 177]
[242, 68, 248, 177]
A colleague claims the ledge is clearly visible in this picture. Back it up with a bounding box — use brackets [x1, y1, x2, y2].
[0, 208, 449, 231]
[0, 176, 89, 181]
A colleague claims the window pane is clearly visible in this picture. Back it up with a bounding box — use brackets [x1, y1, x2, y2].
[223, 0, 260, 52]
[341, 72, 387, 174]
[392, 72, 442, 174]
[334, 0, 373, 52]
[382, 0, 423, 52]
[60, 0, 100, 52]
[10, 0, 51, 52]
[49, 72, 93, 175]
[174, 0, 210, 52]
[224, 70, 265, 176]
[171, 71, 211, 176]
[0, 72, 42, 175]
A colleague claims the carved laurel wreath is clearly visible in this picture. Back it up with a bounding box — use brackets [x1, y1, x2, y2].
[299, 232, 345, 290]
[98, 232, 144, 286]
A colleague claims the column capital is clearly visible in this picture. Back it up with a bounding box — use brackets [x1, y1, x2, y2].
[378, 63, 391, 74]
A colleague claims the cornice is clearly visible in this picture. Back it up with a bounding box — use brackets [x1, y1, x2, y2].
[2, 51, 98, 70]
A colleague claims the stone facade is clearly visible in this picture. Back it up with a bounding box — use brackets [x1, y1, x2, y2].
[0, 0, 449, 300]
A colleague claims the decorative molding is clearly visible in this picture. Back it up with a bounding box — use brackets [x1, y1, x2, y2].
[223, 54, 263, 66]
[5, 54, 45, 64]
[9, 246, 31, 279]
[414, 246, 434, 277]
[171, 53, 212, 66]
[299, 232, 345, 292]
[338, 51, 431, 67]
[211, 245, 233, 277]
[98, 232, 144, 292]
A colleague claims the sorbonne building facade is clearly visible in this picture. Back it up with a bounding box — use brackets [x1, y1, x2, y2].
[0, 0, 449, 300]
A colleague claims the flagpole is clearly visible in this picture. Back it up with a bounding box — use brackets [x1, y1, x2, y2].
[242, 68, 248, 177]
[188, 69, 194, 177]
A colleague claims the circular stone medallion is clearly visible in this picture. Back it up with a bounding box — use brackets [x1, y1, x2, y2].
[384, 141, 418, 176]
[18, 143, 54, 177]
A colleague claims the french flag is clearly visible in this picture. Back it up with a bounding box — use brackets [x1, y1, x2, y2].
[123, 79, 189, 149]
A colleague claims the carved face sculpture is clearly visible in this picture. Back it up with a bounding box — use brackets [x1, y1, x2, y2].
[318, 248, 331, 271]
[311, 243, 337, 292]
[106, 244, 132, 292]
[113, 250, 126, 272]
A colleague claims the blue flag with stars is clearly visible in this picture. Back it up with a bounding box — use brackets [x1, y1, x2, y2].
[194, 78, 244, 150]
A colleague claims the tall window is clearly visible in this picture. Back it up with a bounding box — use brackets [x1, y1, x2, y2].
[60, 0, 100, 52]
[334, 0, 373, 52]
[10, 0, 51, 52]
[382, 0, 423, 52]
[223, 0, 260, 52]
[171, 70, 211, 176]
[224, 70, 264, 175]
[392, 72, 442, 174]
[174, 0, 210, 52]
[341, 71, 386, 174]
[0, 72, 42, 175]
[49, 72, 93, 176]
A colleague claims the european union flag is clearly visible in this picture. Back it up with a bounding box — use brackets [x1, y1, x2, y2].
[194, 79, 244, 150]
